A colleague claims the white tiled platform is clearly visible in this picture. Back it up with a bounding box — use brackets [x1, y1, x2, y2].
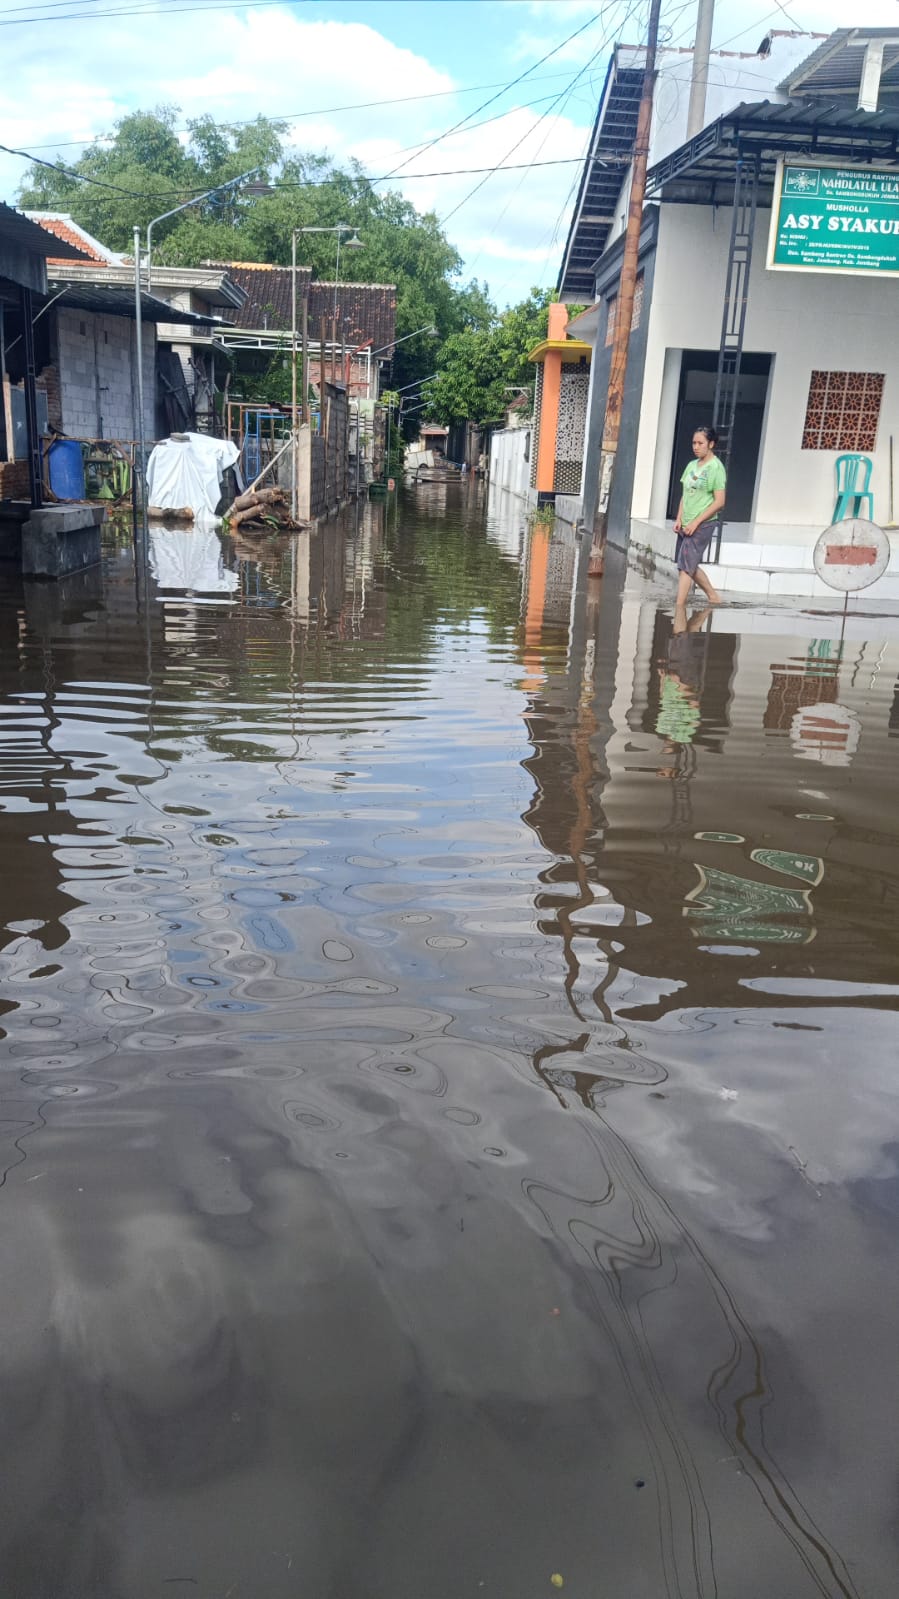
[626, 518, 899, 599]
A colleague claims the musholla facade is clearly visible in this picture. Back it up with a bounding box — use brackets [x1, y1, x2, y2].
[556, 27, 899, 598]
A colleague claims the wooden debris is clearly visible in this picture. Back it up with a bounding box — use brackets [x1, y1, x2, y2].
[221, 484, 306, 534]
[148, 505, 193, 522]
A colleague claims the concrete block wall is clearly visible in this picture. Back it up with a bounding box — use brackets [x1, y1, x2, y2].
[57, 308, 156, 444]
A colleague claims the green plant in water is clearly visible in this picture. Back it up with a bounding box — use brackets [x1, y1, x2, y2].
[531, 502, 556, 527]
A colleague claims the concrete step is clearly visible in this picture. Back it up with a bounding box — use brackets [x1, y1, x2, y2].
[713, 565, 899, 600]
[718, 538, 899, 575]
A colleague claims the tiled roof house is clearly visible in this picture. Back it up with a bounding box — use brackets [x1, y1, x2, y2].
[23, 212, 125, 270]
[213, 263, 397, 357]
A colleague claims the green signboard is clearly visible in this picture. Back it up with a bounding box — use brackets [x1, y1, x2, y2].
[767, 159, 899, 278]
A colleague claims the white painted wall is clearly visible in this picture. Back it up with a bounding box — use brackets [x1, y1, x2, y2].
[489, 425, 532, 500]
[57, 307, 155, 442]
[634, 202, 899, 527]
[604, 36, 822, 251]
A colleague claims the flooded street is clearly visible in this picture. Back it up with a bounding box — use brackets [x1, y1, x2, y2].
[1, 481, 898, 1599]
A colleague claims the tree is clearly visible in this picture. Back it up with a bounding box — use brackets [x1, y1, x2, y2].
[17, 112, 493, 397]
[423, 287, 554, 427]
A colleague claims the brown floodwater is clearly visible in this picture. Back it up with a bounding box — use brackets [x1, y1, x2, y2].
[1, 483, 898, 1598]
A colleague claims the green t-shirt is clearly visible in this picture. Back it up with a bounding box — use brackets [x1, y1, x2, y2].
[656, 676, 700, 745]
[681, 455, 726, 525]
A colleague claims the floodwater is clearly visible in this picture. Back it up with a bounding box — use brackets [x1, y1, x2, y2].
[1, 483, 898, 1599]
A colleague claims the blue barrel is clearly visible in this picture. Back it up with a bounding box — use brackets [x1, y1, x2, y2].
[47, 439, 85, 501]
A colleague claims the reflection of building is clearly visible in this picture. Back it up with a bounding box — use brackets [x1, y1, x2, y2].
[764, 642, 841, 731]
[518, 568, 899, 1017]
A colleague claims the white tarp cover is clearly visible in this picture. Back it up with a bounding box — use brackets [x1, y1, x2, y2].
[146, 432, 240, 517]
[149, 527, 239, 594]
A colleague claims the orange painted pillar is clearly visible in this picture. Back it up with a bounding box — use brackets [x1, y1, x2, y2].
[534, 302, 569, 496]
[535, 352, 562, 494]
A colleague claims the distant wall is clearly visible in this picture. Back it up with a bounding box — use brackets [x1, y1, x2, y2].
[489, 425, 531, 500]
[57, 308, 155, 442]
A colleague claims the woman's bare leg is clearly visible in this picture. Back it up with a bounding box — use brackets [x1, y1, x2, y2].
[676, 570, 693, 606]
[693, 566, 721, 605]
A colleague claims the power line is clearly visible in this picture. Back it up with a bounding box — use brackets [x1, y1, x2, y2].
[378, 8, 605, 183]
[439, 0, 645, 232]
[0, 0, 312, 26]
[15, 68, 599, 154]
[3, 136, 615, 202]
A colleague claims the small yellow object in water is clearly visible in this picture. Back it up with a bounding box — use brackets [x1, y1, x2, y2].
[551, 1578, 564, 1589]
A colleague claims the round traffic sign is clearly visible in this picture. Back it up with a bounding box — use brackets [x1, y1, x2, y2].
[813, 518, 890, 593]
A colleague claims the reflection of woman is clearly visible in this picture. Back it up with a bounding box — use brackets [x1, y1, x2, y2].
[673, 425, 726, 607]
[655, 606, 712, 777]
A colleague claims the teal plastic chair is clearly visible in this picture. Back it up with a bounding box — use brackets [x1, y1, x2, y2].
[833, 454, 874, 522]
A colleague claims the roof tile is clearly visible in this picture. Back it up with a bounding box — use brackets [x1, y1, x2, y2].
[216, 262, 397, 354]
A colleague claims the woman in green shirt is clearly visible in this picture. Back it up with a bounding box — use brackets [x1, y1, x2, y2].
[673, 425, 726, 606]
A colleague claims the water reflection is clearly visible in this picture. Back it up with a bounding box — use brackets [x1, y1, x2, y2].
[0, 491, 896, 1595]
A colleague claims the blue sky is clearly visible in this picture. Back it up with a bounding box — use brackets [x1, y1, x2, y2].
[1, 0, 891, 306]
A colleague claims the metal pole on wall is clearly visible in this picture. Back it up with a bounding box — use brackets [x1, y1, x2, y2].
[301, 292, 309, 424]
[686, 0, 714, 140]
[320, 315, 329, 511]
[133, 224, 148, 539]
[291, 228, 298, 522]
[589, 0, 662, 576]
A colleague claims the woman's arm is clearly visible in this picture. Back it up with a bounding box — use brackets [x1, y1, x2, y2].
[685, 487, 725, 535]
[673, 495, 685, 533]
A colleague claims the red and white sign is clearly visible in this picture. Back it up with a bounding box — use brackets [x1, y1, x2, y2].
[813, 518, 890, 592]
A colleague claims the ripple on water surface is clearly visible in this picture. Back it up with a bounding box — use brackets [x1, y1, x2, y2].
[0, 495, 897, 1597]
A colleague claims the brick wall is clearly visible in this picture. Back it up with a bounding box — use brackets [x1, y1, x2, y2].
[0, 460, 29, 499]
[57, 307, 156, 443]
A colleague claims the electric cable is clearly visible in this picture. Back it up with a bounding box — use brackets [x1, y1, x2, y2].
[19, 68, 601, 153]
[377, 8, 606, 183]
[437, 3, 638, 228]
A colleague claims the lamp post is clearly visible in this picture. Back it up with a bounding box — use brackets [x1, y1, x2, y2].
[133, 165, 260, 538]
[289, 225, 363, 519]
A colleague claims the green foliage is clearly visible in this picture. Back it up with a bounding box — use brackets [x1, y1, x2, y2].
[423, 287, 554, 427]
[17, 111, 500, 397]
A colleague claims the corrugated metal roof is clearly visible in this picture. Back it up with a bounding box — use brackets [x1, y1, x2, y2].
[557, 52, 643, 302]
[47, 281, 220, 324]
[0, 201, 91, 262]
[779, 29, 899, 98]
[647, 98, 899, 198]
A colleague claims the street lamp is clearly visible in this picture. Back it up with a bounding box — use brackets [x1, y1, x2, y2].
[292, 223, 363, 315]
[290, 224, 364, 519]
[132, 165, 260, 537]
[370, 325, 437, 361]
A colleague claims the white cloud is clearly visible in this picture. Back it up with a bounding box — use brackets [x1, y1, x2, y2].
[0, 3, 591, 305]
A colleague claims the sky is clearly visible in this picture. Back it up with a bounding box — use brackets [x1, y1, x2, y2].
[1, 0, 897, 306]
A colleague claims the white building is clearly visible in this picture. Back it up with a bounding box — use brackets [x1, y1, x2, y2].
[558, 28, 899, 598]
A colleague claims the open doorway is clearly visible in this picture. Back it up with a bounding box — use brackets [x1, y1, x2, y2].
[666, 351, 772, 523]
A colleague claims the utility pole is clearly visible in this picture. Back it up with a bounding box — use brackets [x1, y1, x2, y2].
[588, 0, 663, 576]
[291, 227, 298, 522]
[686, 0, 715, 138]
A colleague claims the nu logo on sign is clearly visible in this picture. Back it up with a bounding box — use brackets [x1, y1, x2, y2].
[784, 168, 821, 196]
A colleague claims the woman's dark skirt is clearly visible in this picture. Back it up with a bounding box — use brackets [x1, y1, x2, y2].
[675, 521, 719, 576]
